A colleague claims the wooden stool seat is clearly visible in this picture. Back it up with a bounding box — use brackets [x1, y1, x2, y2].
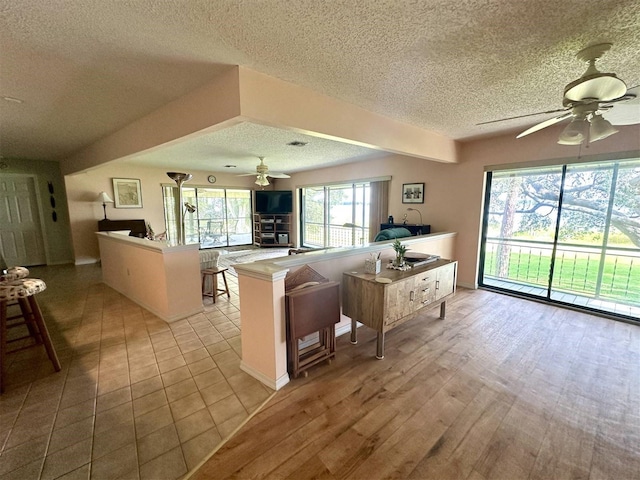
[0, 277, 61, 393]
[201, 267, 230, 303]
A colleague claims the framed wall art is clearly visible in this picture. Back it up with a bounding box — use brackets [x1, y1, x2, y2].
[112, 178, 143, 208]
[402, 182, 424, 204]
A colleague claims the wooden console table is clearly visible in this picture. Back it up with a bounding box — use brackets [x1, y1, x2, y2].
[342, 259, 457, 359]
[380, 223, 430, 236]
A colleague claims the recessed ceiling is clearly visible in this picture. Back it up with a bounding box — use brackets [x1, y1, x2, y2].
[1, 0, 639, 168]
[122, 122, 389, 174]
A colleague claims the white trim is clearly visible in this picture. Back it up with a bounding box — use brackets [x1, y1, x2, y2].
[335, 322, 353, 337]
[240, 361, 290, 390]
[47, 260, 75, 266]
[31, 174, 52, 265]
[233, 263, 289, 281]
[233, 232, 457, 281]
[95, 231, 199, 254]
[75, 257, 100, 265]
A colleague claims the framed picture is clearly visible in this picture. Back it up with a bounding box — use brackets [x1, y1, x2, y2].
[112, 178, 143, 208]
[402, 183, 424, 204]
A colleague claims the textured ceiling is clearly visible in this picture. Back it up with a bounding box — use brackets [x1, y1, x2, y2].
[122, 122, 390, 174]
[1, 0, 639, 172]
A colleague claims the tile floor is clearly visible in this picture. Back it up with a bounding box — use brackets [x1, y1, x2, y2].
[0, 263, 274, 479]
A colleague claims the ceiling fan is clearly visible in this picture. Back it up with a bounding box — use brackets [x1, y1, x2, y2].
[479, 43, 637, 145]
[238, 156, 291, 187]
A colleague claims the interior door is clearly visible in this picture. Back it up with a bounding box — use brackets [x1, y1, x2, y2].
[0, 175, 47, 266]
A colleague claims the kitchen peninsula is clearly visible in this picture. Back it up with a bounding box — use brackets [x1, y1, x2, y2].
[96, 232, 202, 322]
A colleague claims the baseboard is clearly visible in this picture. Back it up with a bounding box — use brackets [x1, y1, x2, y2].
[47, 260, 75, 266]
[336, 322, 354, 337]
[240, 361, 290, 390]
[75, 257, 100, 265]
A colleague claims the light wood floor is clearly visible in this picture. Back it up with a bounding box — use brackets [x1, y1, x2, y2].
[193, 288, 640, 480]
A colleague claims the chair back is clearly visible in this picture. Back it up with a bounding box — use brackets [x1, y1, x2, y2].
[199, 250, 221, 269]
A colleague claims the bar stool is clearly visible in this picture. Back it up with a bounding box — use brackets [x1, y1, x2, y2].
[201, 267, 230, 303]
[0, 276, 61, 393]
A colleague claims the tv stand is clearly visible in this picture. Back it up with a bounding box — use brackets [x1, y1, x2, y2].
[253, 213, 293, 247]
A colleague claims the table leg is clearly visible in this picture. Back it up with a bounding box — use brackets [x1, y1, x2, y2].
[440, 301, 446, 319]
[350, 318, 357, 344]
[376, 331, 385, 360]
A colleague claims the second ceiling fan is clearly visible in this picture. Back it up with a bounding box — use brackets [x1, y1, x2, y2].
[238, 157, 290, 187]
[480, 43, 637, 145]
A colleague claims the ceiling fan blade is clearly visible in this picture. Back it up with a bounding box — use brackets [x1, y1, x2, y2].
[602, 97, 640, 125]
[477, 108, 568, 126]
[236, 172, 256, 176]
[516, 112, 574, 138]
[266, 172, 291, 178]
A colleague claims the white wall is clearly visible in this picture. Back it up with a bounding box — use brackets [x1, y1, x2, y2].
[278, 123, 640, 288]
[65, 162, 257, 264]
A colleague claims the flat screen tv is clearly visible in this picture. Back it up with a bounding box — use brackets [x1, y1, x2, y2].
[255, 190, 293, 214]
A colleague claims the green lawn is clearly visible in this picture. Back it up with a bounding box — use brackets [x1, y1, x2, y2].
[484, 249, 640, 303]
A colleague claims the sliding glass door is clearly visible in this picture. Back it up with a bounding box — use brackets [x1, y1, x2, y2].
[301, 183, 370, 248]
[481, 166, 562, 298]
[480, 158, 640, 320]
[163, 186, 252, 247]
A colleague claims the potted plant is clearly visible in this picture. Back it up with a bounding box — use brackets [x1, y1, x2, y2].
[392, 238, 407, 267]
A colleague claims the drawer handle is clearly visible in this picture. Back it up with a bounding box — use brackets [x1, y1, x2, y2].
[422, 277, 431, 281]
[410, 291, 415, 301]
[422, 287, 430, 293]
[436, 280, 440, 290]
[422, 299, 431, 305]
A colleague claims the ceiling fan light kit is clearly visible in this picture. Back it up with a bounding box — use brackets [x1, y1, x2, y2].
[239, 156, 290, 187]
[255, 173, 270, 187]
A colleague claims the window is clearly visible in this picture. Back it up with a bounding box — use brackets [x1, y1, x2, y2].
[301, 183, 370, 247]
[163, 186, 252, 247]
[479, 158, 640, 320]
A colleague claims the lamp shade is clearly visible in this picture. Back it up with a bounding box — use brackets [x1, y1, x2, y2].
[97, 191, 114, 203]
[590, 114, 619, 142]
[558, 117, 588, 145]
